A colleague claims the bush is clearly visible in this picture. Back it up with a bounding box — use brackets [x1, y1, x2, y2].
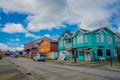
[19, 55, 26, 58]
[46, 58, 55, 60]
[0, 54, 3, 60]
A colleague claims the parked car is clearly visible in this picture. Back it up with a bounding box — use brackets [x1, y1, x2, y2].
[10, 54, 18, 58]
[33, 53, 45, 61]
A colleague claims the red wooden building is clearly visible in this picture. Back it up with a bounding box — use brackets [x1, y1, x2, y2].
[24, 39, 41, 58]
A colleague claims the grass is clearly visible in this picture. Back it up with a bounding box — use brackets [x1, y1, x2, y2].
[0, 72, 19, 80]
[114, 61, 120, 64]
[18, 57, 32, 60]
[0, 53, 3, 60]
[46, 58, 56, 60]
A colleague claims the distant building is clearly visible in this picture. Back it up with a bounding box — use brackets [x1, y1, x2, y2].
[24, 39, 41, 58]
[58, 27, 120, 61]
[38, 38, 58, 59]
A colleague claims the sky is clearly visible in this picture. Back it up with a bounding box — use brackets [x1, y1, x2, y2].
[0, 0, 120, 51]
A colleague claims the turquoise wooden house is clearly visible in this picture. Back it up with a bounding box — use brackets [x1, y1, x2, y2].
[58, 27, 120, 61]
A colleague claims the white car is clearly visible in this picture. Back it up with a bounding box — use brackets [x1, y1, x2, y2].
[33, 53, 45, 61]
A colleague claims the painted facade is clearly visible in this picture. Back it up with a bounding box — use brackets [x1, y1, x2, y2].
[24, 39, 41, 58]
[38, 38, 58, 59]
[58, 27, 120, 61]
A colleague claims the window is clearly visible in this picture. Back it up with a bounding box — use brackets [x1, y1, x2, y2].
[66, 39, 72, 44]
[101, 34, 104, 42]
[46, 44, 49, 48]
[59, 40, 63, 46]
[84, 35, 88, 43]
[116, 37, 120, 46]
[106, 49, 111, 56]
[79, 50, 84, 56]
[77, 35, 83, 43]
[116, 37, 119, 42]
[73, 38, 76, 45]
[64, 40, 66, 45]
[77, 36, 80, 43]
[97, 48, 102, 56]
[96, 34, 99, 42]
[75, 50, 78, 58]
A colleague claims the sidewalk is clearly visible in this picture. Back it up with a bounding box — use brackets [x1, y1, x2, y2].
[0, 58, 30, 80]
[48, 60, 120, 72]
[53, 64, 120, 79]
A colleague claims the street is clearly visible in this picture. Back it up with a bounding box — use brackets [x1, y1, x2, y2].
[0, 58, 30, 80]
[5, 57, 120, 80]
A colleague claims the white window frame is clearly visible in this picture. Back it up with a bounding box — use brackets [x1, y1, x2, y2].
[84, 35, 88, 43]
[101, 34, 104, 43]
[96, 34, 99, 42]
[77, 35, 83, 43]
[73, 38, 76, 45]
[59, 40, 63, 47]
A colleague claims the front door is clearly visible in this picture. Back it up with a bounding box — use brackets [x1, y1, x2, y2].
[85, 50, 91, 61]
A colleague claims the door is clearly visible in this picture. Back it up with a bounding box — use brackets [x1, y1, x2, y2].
[85, 50, 91, 61]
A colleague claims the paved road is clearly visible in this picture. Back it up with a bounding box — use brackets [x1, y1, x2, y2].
[0, 59, 30, 80]
[5, 57, 120, 80]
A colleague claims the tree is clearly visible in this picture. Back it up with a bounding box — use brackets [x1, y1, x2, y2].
[0, 50, 3, 60]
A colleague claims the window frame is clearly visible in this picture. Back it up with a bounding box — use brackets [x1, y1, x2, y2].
[101, 34, 104, 43]
[77, 35, 83, 43]
[106, 49, 111, 56]
[59, 40, 63, 47]
[79, 50, 84, 56]
[97, 48, 103, 56]
[96, 33, 99, 42]
[73, 37, 76, 45]
[84, 34, 88, 43]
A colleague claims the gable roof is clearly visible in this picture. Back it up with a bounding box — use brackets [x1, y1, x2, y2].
[102, 27, 115, 35]
[90, 28, 106, 34]
[58, 30, 73, 39]
[73, 28, 89, 37]
[58, 27, 116, 40]
[87, 27, 115, 35]
[62, 30, 73, 37]
[38, 37, 57, 45]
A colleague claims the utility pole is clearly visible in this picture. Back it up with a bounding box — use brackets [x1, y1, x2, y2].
[117, 40, 120, 61]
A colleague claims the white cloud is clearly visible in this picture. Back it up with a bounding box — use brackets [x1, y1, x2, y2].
[10, 38, 20, 42]
[25, 32, 40, 39]
[16, 38, 20, 42]
[0, 43, 24, 51]
[2, 23, 26, 33]
[16, 45, 24, 51]
[117, 23, 120, 32]
[0, 43, 10, 51]
[43, 34, 59, 40]
[44, 34, 51, 38]
[0, 0, 120, 31]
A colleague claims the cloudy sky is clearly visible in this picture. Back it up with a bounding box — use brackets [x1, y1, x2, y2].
[0, 0, 120, 51]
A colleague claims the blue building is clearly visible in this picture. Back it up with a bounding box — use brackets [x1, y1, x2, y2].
[58, 27, 120, 61]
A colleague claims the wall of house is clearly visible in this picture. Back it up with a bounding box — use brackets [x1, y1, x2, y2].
[58, 39, 65, 50]
[39, 40, 50, 53]
[50, 42, 58, 52]
[24, 41, 38, 58]
[38, 40, 50, 58]
[58, 27, 118, 61]
[91, 29, 116, 61]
